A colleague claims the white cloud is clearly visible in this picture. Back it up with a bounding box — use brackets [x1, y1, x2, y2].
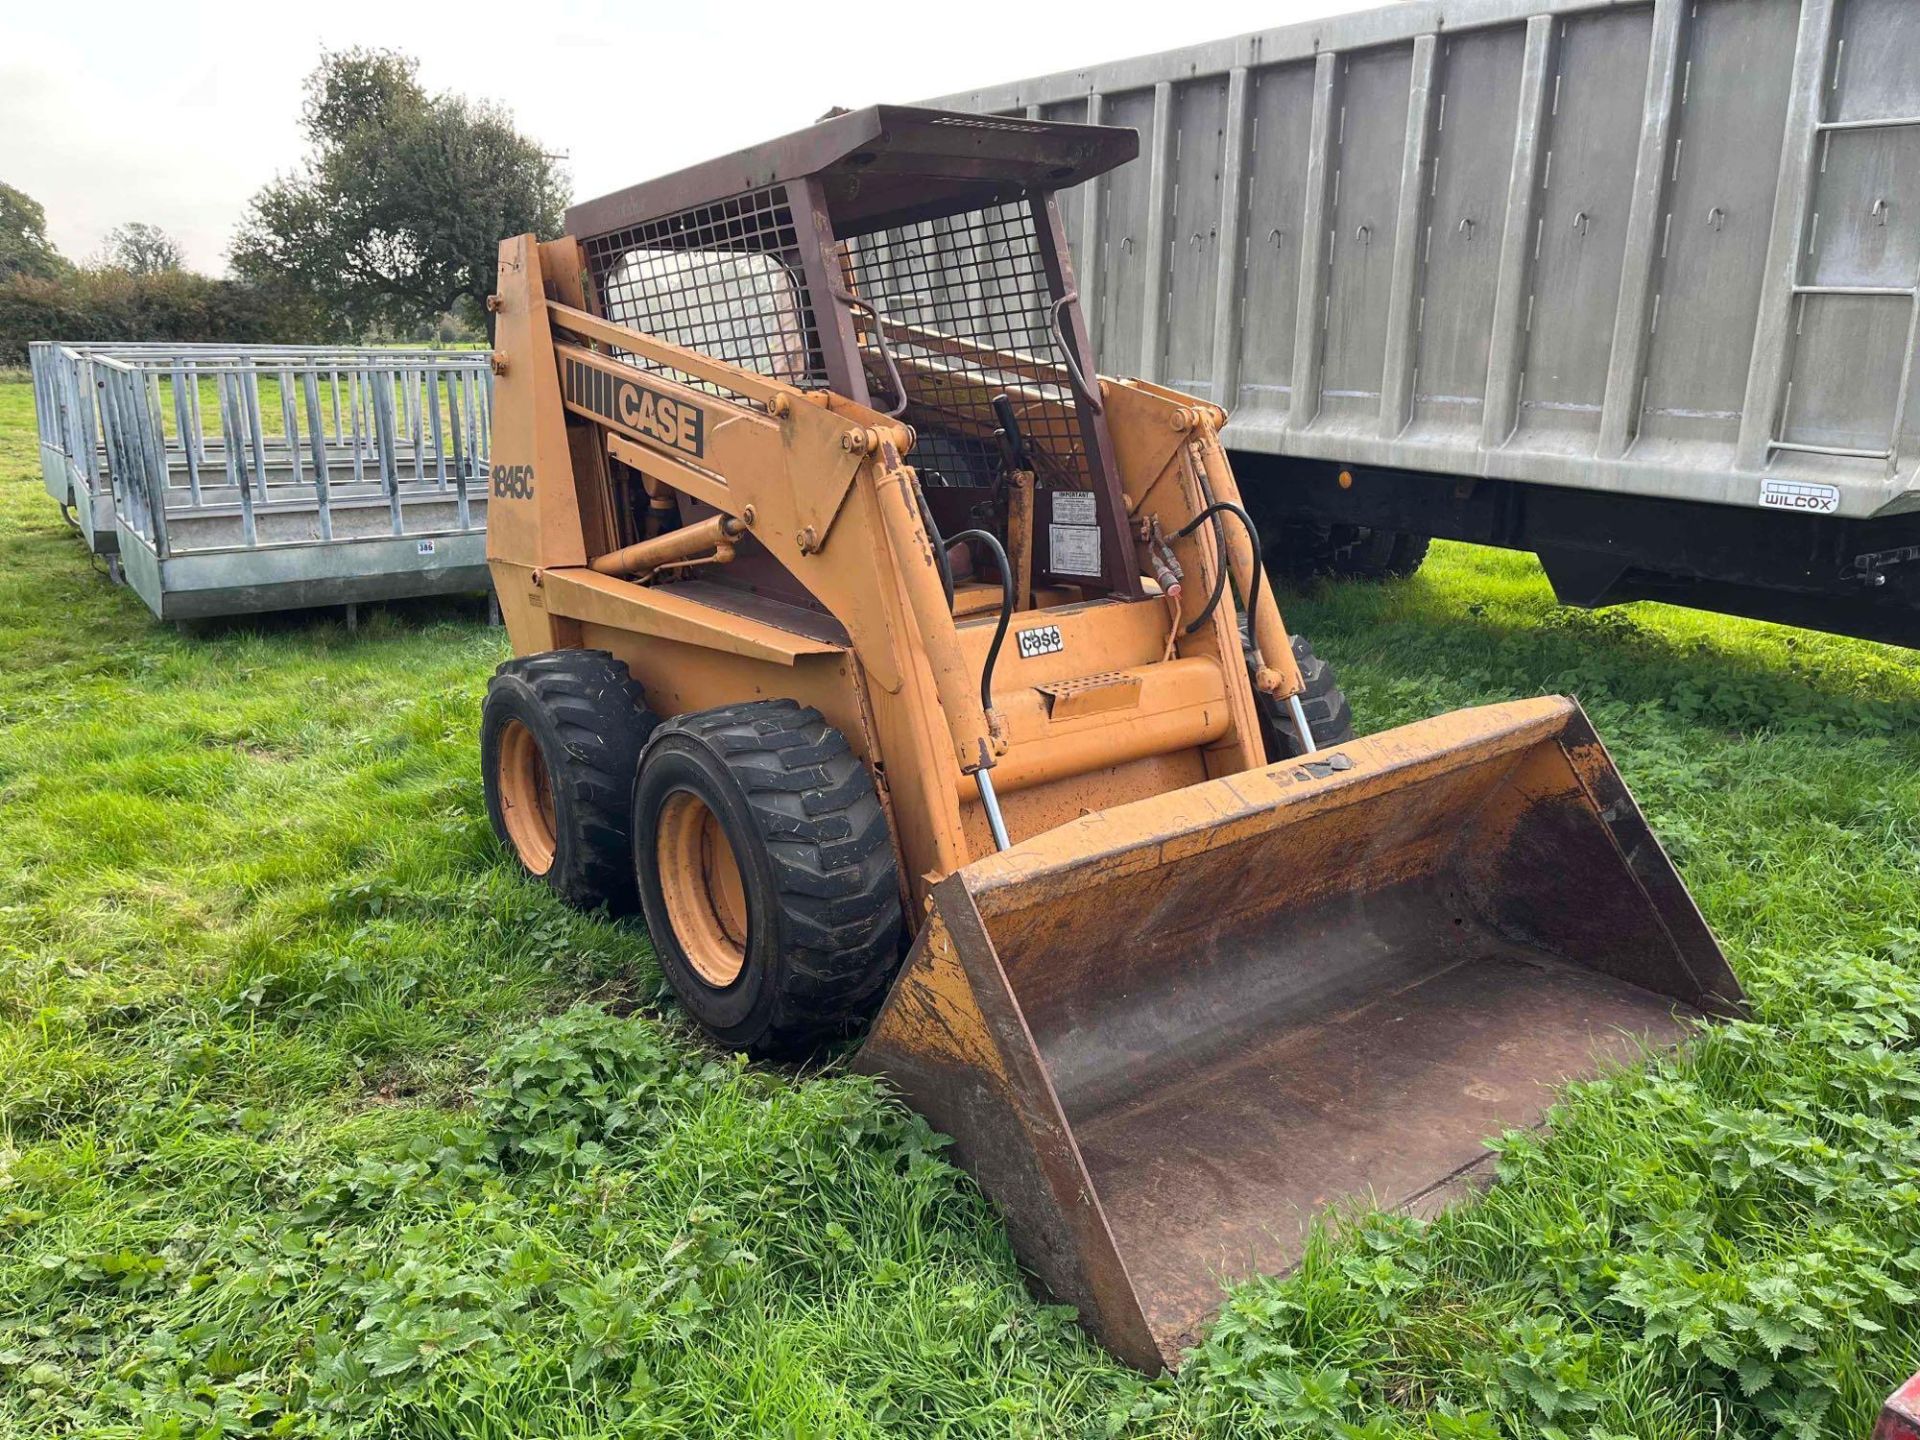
[0, 0, 1370, 276]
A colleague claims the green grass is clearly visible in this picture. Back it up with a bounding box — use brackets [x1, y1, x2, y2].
[2, 371, 1918, 1438]
[141, 369, 482, 446]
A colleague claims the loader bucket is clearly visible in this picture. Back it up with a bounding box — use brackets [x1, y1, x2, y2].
[855, 695, 1743, 1371]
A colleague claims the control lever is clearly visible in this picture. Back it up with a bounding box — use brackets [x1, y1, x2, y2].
[992, 394, 1029, 475]
[992, 395, 1035, 611]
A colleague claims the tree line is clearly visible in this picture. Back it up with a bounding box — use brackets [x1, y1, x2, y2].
[1, 48, 565, 363]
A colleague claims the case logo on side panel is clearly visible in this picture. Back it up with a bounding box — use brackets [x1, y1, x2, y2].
[565, 356, 705, 457]
[1016, 624, 1064, 659]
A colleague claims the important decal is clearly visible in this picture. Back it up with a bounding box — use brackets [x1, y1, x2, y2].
[1051, 490, 1098, 526]
[1758, 479, 1840, 515]
[1048, 487, 1102, 577]
[565, 356, 705, 457]
[1016, 624, 1064, 659]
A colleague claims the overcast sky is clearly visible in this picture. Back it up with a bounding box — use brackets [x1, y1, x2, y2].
[3, 0, 1371, 275]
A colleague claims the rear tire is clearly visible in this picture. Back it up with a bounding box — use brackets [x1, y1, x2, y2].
[1269, 520, 1430, 583]
[632, 700, 904, 1058]
[482, 650, 655, 913]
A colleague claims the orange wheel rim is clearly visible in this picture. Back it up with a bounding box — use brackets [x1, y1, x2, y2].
[656, 790, 749, 986]
[498, 718, 557, 875]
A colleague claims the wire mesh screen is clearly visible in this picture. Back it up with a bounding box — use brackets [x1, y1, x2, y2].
[844, 200, 1092, 491]
[581, 186, 831, 408]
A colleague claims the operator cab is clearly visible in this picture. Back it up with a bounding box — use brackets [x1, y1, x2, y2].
[564, 105, 1143, 617]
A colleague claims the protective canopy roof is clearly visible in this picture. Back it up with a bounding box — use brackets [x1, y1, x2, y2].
[565, 105, 1139, 241]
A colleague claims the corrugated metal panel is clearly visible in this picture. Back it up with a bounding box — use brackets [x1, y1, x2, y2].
[925, 0, 1920, 520]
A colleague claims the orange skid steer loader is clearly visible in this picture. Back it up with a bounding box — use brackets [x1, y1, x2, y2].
[479, 106, 1744, 1370]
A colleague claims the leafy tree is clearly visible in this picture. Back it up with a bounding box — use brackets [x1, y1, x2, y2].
[98, 222, 185, 275]
[0, 183, 67, 280]
[231, 49, 567, 338]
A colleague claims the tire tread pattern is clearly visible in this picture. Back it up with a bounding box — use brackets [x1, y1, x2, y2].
[1270, 521, 1431, 582]
[488, 649, 653, 911]
[651, 700, 902, 1052]
[1242, 624, 1357, 759]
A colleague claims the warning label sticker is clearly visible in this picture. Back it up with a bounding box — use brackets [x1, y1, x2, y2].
[1758, 479, 1841, 515]
[1050, 523, 1102, 577]
[1052, 491, 1098, 526]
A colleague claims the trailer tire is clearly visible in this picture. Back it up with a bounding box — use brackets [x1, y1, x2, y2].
[1270, 521, 1430, 583]
[483, 650, 655, 914]
[1247, 630, 1356, 760]
[633, 700, 904, 1058]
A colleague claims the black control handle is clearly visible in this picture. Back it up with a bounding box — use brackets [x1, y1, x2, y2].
[992, 394, 1029, 472]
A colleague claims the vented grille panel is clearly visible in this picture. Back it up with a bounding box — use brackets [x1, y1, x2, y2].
[581, 186, 831, 407]
[845, 200, 1092, 490]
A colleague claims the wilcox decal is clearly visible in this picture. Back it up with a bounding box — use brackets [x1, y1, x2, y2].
[565, 356, 705, 457]
[1757, 478, 1840, 515]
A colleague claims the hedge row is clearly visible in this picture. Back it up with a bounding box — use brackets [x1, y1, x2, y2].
[0, 268, 337, 364]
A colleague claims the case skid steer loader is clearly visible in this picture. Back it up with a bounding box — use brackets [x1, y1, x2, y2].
[480, 106, 1745, 1371]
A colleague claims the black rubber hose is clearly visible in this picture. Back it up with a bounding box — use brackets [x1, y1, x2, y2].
[1173, 500, 1265, 639]
[914, 482, 957, 613]
[1187, 526, 1232, 637]
[948, 527, 1014, 716]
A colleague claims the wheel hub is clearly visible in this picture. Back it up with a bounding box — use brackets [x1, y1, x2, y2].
[656, 790, 749, 986]
[498, 718, 558, 875]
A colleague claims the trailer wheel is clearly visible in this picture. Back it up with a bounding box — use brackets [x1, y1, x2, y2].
[482, 650, 655, 913]
[633, 700, 904, 1058]
[1270, 521, 1429, 582]
[1246, 630, 1356, 760]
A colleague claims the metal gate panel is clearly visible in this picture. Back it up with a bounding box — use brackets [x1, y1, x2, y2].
[1409, 25, 1527, 438]
[1163, 75, 1233, 397]
[1094, 89, 1159, 373]
[1234, 61, 1319, 421]
[1516, 7, 1655, 448]
[1637, 0, 1801, 452]
[1318, 44, 1417, 429]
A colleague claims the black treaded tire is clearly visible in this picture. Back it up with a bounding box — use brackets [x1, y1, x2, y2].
[1246, 629, 1357, 761]
[1268, 520, 1430, 583]
[482, 649, 655, 913]
[632, 700, 904, 1058]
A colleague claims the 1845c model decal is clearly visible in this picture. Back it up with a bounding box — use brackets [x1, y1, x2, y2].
[492, 464, 534, 499]
[564, 356, 705, 457]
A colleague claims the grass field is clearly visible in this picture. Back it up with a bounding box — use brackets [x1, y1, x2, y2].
[2, 371, 1918, 1438]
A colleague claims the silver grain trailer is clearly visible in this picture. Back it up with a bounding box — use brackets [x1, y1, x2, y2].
[927, 0, 1920, 646]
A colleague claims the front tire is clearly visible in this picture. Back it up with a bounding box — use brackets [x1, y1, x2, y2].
[633, 701, 903, 1058]
[482, 650, 654, 912]
[1247, 630, 1356, 760]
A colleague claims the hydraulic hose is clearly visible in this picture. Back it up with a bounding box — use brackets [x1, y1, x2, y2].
[1173, 500, 1264, 639]
[1171, 499, 1317, 752]
[948, 526, 1017, 852]
[947, 528, 1014, 716]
